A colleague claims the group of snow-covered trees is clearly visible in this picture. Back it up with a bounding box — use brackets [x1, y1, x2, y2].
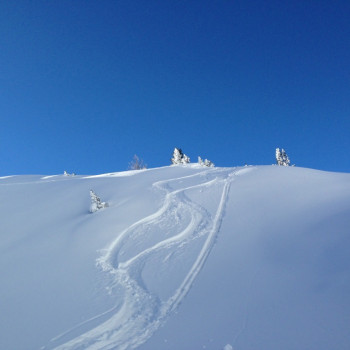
[171, 148, 214, 167]
[127, 147, 290, 170]
[171, 148, 190, 165]
[197, 156, 214, 167]
[275, 148, 290, 166]
[171, 147, 291, 167]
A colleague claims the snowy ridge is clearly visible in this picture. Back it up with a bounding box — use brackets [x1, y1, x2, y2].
[50, 167, 243, 350]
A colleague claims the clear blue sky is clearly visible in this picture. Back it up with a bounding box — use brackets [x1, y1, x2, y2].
[1, 0, 349, 175]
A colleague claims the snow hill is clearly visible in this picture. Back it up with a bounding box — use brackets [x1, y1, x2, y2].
[1, 165, 350, 350]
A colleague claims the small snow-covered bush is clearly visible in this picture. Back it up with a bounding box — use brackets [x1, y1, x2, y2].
[198, 156, 215, 167]
[90, 190, 108, 213]
[171, 148, 190, 165]
[276, 148, 290, 166]
[128, 155, 147, 170]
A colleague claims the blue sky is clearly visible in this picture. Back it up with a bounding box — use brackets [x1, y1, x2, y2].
[1, 1, 349, 175]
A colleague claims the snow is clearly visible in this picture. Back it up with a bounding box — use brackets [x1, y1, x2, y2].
[83, 169, 149, 178]
[0, 165, 350, 350]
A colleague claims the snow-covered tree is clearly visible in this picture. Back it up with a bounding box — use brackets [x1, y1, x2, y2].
[198, 156, 215, 167]
[90, 190, 108, 213]
[276, 148, 290, 166]
[182, 153, 190, 164]
[171, 148, 190, 165]
[171, 148, 183, 164]
[128, 155, 147, 170]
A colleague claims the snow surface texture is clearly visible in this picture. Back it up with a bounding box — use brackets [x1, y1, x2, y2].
[1, 166, 350, 350]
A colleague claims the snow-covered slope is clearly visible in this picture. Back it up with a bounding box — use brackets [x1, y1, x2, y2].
[1, 165, 350, 350]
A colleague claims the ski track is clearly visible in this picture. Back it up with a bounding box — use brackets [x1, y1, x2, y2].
[47, 167, 250, 350]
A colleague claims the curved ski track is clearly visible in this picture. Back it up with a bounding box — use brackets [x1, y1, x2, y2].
[49, 167, 245, 350]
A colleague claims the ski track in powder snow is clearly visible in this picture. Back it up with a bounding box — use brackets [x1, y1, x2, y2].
[46, 167, 251, 350]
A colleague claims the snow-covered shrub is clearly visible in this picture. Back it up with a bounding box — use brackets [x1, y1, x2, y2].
[198, 156, 215, 167]
[276, 148, 290, 166]
[90, 190, 108, 213]
[128, 155, 147, 170]
[171, 148, 190, 165]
